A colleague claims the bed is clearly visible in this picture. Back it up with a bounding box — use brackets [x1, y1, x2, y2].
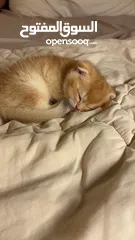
[0, 1, 135, 240]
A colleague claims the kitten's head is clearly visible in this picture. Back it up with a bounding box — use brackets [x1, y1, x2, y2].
[63, 60, 116, 112]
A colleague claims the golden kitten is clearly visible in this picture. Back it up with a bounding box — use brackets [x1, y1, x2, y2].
[0, 54, 116, 123]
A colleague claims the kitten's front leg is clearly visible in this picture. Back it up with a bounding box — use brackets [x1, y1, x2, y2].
[58, 100, 71, 117]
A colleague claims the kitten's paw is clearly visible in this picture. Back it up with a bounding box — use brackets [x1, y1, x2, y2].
[58, 100, 71, 117]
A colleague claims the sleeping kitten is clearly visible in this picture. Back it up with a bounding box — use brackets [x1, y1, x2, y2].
[0, 54, 116, 123]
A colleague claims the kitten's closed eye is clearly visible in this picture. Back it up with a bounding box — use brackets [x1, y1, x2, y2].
[78, 91, 81, 101]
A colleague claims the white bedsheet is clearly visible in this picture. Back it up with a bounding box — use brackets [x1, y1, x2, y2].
[0, 39, 135, 240]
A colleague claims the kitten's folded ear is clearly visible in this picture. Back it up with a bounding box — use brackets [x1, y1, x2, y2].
[77, 66, 88, 76]
[101, 92, 116, 110]
[108, 92, 116, 101]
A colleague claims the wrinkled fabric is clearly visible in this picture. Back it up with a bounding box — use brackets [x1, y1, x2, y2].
[0, 40, 135, 240]
[9, 0, 135, 17]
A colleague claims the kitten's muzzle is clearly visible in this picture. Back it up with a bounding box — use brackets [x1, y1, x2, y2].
[74, 105, 79, 111]
[68, 99, 78, 111]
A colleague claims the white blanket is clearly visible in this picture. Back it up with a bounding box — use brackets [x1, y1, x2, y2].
[0, 39, 135, 240]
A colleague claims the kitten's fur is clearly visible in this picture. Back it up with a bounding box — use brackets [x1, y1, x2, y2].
[0, 54, 116, 123]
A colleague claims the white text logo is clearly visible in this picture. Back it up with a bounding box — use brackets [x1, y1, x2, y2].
[20, 21, 98, 38]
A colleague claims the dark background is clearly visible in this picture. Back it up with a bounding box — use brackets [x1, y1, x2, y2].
[3, 0, 9, 9]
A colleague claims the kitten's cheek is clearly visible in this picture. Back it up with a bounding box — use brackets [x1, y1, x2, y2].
[101, 101, 111, 110]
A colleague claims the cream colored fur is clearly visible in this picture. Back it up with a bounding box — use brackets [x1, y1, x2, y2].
[0, 54, 115, 123]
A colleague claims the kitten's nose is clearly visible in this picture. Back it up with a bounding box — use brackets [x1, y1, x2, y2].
[75, 105, 79, 111]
